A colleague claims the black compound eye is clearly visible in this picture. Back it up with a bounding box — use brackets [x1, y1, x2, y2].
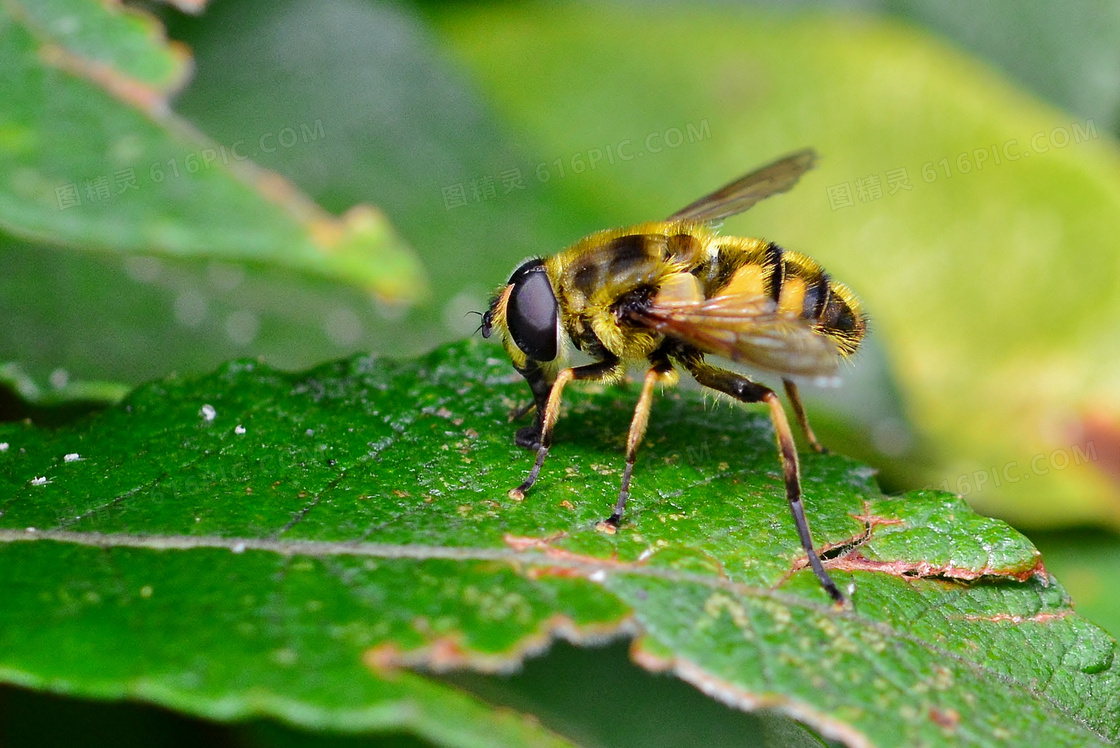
[506, 261, 558, 361]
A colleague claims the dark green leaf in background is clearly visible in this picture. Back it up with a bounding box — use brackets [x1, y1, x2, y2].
[1, 0, 449, 394]
[0, 0, 424, 295]
[0, 341, 1115, 747]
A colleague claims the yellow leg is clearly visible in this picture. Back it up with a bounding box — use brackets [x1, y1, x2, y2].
[603, 363, 675, 528]
[783, 378, 826, 453]
[510, 358, 622, 500]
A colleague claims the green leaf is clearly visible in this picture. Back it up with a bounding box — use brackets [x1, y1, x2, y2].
[430, 4, 1120, 529]
[0, 341, 1116, 746]
[0, 0, 424, 300]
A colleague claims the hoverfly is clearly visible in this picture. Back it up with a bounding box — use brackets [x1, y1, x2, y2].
[480, 149, 866, 602]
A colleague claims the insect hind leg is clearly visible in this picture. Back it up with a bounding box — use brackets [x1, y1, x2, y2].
[783, 378, 827, 454]
[680, 356, 844, 603]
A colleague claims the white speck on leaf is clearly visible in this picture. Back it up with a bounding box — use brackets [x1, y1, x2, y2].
[235, 425, 246, 435]
[64, 453, 80, 462]
[30, 477, 49, 486]
[589, 569, 607, 583]
[232, 542, 247, 554]
[200, 404, 217, 422]
[0, 443, 8, 452]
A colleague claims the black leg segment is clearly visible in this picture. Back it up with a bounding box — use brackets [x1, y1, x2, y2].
[513, 362, 553, 450]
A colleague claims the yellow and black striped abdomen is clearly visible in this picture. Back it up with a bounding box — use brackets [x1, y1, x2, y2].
[706, 237, 867, 356]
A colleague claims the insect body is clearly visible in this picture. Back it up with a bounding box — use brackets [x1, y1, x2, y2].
[481, 150, 867, 602]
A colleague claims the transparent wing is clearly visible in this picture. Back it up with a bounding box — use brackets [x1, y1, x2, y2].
[629, 294, 840, 376]
[667, 148, 817, 224]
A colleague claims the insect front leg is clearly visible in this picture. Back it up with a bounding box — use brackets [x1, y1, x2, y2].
[512, 362, 553, 450]
[782, 378, 827, 453]
[509, 356, 622, 500]
[681, 357, 844, 603]
[603, 355, 676, 529]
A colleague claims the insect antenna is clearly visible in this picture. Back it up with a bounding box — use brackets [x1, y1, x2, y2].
[465, 310, 487, 336]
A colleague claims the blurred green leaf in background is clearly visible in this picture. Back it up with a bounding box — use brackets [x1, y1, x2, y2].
[2, 0, 1120, 746]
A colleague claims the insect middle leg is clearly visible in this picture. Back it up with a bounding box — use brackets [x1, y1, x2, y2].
[681, 357, 844, 603]
[783, 378, 827, 453]
[604, 355, 677, 528]
[509, 356, 623, 500]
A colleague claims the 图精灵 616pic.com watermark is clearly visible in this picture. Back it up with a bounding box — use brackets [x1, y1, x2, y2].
[826, 119, 1099, 211]
[55, 120, 326, 211]
[441, 120, 712, 210]
[929, 441, 1098, 498]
